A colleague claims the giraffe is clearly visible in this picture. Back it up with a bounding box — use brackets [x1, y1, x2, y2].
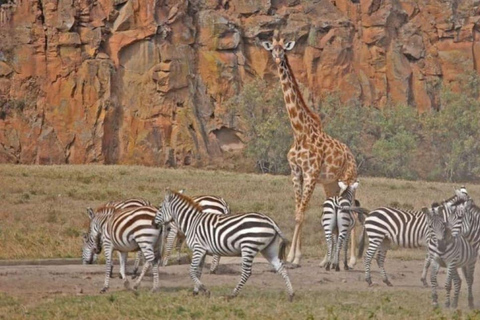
[261, 31, 358, 267]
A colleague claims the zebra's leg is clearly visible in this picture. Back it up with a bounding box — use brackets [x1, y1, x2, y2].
[190, 248, 209, 296]
[462, 263, 475, 309]
[162, 225, 178, 266]
[177, 234, 186, 265]
[118, 251, 131, 290]
[420, 251, 431, 287]
[376, 249, 392, 286]
[332, 232, 345, 272]
[133, 244, 156, 290]
[343, 231, 351, 271]
[229, 247, 258, 299]
[324, 232, 334, 271]
[430, 260, 440, 308]
[449, 267, 461, 309]
[209, 255, 221, 274]
[261, 236, 294, 301]
[364, 239, 381, 286]
[131, 251, 142, 279]
[101, 244, 114, 293]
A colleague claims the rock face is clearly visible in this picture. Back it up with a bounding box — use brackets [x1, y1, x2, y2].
[0, 0, 479, 165]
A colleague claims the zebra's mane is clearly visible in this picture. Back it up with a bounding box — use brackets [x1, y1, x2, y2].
[172, 191, 203, 212]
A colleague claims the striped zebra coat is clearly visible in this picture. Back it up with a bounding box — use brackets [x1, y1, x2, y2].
[425, 204, 477, 309]
[358, 189, 467, 287]
[82, 205, 162, 293]
[153, 189, 294, 301]
[162, 193, 230, 274]
[90, 197, 153, 277]
[321, 180, 361, 271]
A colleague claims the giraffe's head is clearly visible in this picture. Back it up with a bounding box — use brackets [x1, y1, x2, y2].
[261, 30, 296, 64]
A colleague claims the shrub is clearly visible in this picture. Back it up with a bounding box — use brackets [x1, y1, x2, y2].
[228, 79, 291, 174]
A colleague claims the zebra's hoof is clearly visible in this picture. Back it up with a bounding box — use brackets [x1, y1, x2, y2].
[288, 293, 295, 302]
[366, 279, 372, 286]
[210, 269, 217, 275]
[151, 287, 160, 293]
[325, 264, 330, 271]
[100, 287, 108, 294]
[383, 279, 393, 287]
[225, 294, 235, 301]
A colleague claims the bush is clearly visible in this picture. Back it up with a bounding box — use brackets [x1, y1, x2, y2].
[227, 79, 291, 174]
[229, 76, 480, 182]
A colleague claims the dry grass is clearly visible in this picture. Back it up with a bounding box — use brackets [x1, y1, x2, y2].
[1, 164, 479, 260]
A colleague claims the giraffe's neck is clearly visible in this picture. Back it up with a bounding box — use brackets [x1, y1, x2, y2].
[277, 57, 322, 138]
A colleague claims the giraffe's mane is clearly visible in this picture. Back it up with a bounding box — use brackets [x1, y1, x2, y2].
[283, 54, 322, 126]
[172, 191, 203, 212]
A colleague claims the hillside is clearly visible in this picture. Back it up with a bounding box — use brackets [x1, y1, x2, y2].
[0, 0, 479, 166]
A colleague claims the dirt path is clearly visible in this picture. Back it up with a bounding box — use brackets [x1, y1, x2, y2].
[2, 256, 479, 308]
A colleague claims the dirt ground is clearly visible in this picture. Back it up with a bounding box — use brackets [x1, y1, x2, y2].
[1, 255, 480, 308]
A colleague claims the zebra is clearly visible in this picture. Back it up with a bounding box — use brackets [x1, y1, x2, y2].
[425, 204, 477, 309]
[321, 180, 362, 271]
[162, 193, 230, 274]
[153, 189, 294, 301]
[89, 197, 153, 277]
[82, 205, 162, 293]
[357, 188, 467, 287]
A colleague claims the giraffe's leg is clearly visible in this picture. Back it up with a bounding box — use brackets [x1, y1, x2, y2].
[420, 251, 431, 287]
[261, 236, 294, 301]
[348, 213, 357, 268]
[190, 248, 208, 296]
[291, 174, 321, 266]
[430, 260, 440, 308]
[287, 163, 303, 265]
[101, 243, 114, 293]
[229, 247, 258, 300]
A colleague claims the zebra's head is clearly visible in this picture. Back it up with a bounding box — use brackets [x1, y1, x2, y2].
[153, 188, 175, 229]
[424, 205, 453, 253]
[82, 207, 102, 265]
[261, 30, 295, 65]
[448, 199, 473, 237]
[338, 180, 359, 203]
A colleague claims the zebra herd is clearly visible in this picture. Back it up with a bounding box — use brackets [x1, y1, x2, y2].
[82, 190, 294, 301]
[322, 183, 480, 308]
[82, 183, 480, 307]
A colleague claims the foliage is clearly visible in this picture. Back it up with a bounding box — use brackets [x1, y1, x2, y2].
[228, 79, 291, 174]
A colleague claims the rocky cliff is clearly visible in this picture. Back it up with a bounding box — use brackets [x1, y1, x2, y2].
[0, 0, 479, 166]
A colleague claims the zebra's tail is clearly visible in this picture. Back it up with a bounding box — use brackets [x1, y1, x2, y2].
[357, 225, 367, 259]
[270, 219, 290, 261]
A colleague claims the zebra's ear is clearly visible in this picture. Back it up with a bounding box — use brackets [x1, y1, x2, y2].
[86, 207, 95, 220]
[352, 181, 359, 190]
[421, 207, 432, 219]
[338, 181, 348, 192]
[165, 187, 172, 198]
[179, 189, 185, 194]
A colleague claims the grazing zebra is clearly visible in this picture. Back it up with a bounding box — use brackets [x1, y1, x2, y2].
[162, 194, 230, 274]
[153, 189, 294, 301]
[82, 205, 162, 293]
[321, 180, 361, 271]
[90, 197, 152, 277]
[425, 204, 477, 309]
[358, 188, 467, 287]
